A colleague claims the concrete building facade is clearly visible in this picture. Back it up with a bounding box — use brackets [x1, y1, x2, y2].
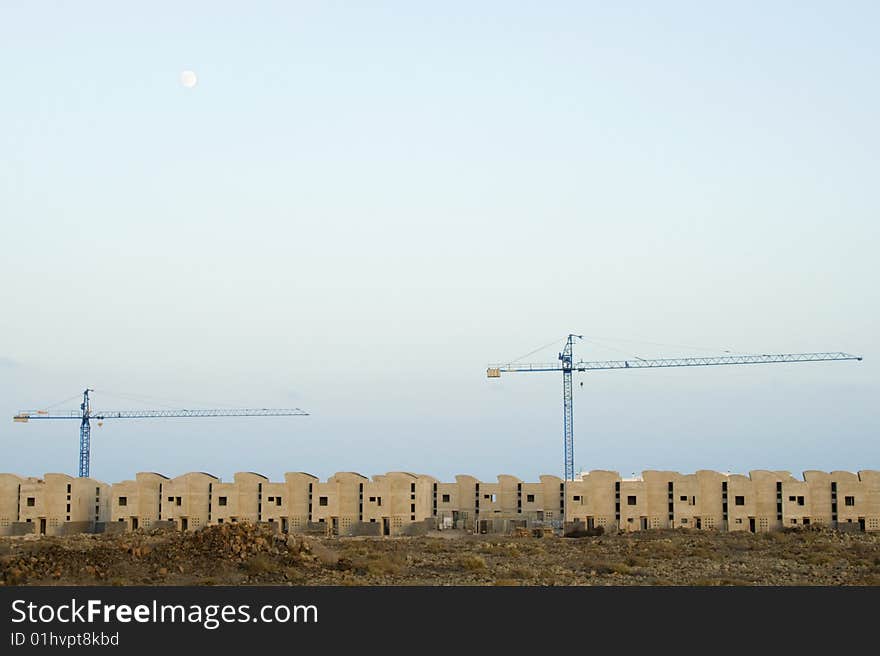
[160, 472, 218, 532]
[2, 473, 110, 536]
[0, 474, 26, 536]
[211, 472, 267, 526]
[1, 469, 878, 537]
[110, 472, 168, 531]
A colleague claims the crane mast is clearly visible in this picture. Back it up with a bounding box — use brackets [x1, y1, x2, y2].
[14, 389, 309, 478]
[79, 389, 92, 478]
[488, 337, 862, 483]
[560, 334, 580, 486]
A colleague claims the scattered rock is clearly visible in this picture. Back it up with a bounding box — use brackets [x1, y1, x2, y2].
[1, 525, 878, 586]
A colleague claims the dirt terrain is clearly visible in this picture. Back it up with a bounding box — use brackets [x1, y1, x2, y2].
[2, 523, 879, 586]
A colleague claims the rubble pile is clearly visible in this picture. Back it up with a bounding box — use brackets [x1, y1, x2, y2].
[0, 523, 317, 585]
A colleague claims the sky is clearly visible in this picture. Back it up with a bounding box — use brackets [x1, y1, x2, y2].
[1, 1, 877, 484]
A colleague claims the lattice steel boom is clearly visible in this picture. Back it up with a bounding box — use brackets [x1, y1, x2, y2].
[487, 340, 862, 482]
[14, 389, 309, 478]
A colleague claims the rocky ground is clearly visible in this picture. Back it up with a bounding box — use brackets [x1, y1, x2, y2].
[2, 523, 879, 586]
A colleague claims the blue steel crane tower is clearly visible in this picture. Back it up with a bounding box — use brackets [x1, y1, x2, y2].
[488, 334, 862, 483]
[14, 388, 309, 478]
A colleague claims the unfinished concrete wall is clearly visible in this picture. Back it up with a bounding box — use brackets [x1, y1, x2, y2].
[16, 474, 109, 536]
[162, 472, 217, 531]
[10, 522, 35, 536]
[350, 521, 382, 537]
[0, 474, 24, 536]
[111, 472, 168, 531]
[4, 468, 880, 537]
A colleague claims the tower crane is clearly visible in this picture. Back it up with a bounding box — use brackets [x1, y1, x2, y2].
[487, 335, 862, 482]
[13, 389, 309, 478]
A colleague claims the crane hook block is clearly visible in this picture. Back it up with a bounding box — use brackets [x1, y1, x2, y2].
[487, 368, 501, 378]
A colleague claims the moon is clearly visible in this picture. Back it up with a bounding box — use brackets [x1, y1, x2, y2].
[180, 70, 198, 88]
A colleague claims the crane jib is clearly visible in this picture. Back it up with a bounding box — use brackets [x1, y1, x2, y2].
[13, 389, 309, 478]
[490, 352, 862, 374]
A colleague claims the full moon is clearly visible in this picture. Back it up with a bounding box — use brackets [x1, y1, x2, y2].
[180, 70, 198, 88]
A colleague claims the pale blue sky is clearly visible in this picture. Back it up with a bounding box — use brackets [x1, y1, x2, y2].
[1, 1, 877, 483]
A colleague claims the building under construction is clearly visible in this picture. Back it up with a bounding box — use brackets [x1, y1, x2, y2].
[1, 468, 878, 537]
